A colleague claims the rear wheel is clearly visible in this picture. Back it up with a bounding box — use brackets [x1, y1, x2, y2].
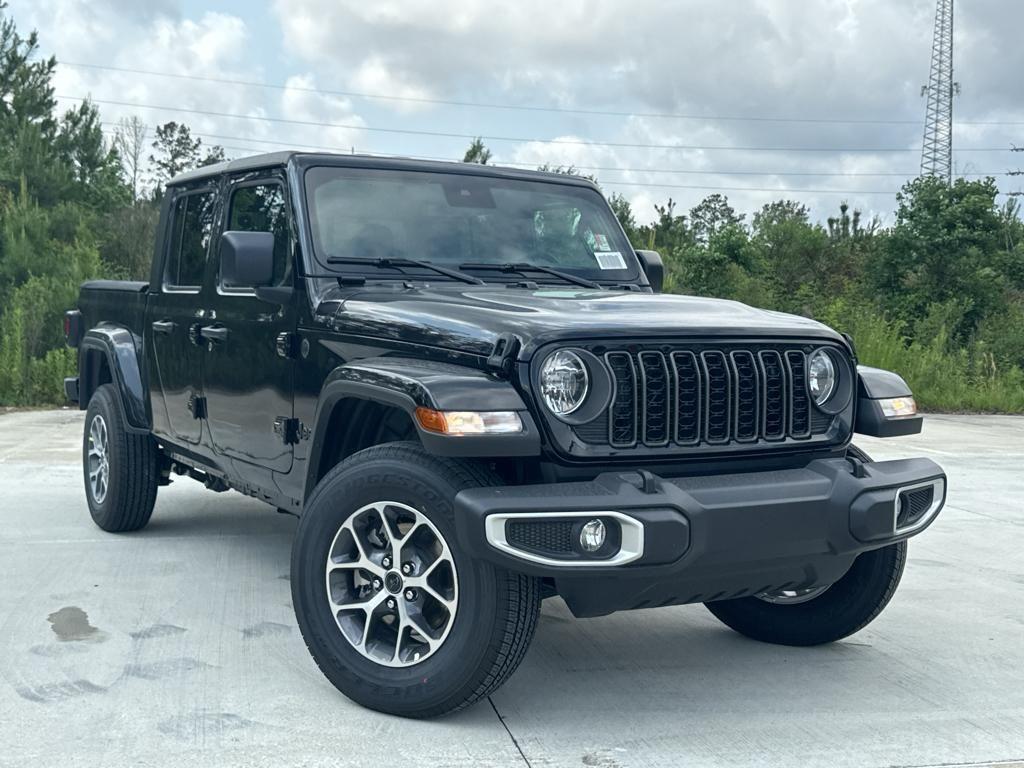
[705, 542, 908, 646]
[291, 442, 541, 718]
[705, 444, 907, 646]
[82, 384, 160, 532]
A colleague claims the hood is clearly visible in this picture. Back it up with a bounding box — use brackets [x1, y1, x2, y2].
[315, 284, 844, 360]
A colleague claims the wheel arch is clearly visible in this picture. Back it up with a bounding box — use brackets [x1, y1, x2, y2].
[79, 325, 151, 433]
[302, 359, 541, 503]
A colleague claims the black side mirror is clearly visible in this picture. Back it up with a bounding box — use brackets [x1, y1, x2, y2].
[220, 231, 275, 288]
[636, 250, 664, 293]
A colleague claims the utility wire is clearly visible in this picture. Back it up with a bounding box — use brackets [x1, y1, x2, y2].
[97, 129, 906, 195]
[59, 60, 1024, 127]
[65, 95, 1013, 153]
[101, 121, 1008, 178]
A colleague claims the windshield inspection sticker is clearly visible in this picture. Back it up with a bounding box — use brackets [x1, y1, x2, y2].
[595, 251, 627, 270]
[593, 233, 611, 251]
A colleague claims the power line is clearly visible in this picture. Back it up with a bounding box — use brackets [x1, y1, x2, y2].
[106, 122, 1010, 178]
[64, 95, 1014, 153]
[98, 129, 905, 196]
[58, 59, 1024, 127]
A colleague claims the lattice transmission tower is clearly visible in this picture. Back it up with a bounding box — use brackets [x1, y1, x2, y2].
[920, 0, 959, 182]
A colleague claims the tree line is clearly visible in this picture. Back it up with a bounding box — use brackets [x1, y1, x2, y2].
[1, 5, 1021, 411]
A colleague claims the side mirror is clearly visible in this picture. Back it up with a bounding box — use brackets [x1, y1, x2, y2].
[636, 250, 664, 293]
[220, 231, 275, 288]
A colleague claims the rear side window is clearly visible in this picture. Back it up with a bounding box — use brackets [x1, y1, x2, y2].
[222, 182, 291, 288]
[164, 190, 216, 291]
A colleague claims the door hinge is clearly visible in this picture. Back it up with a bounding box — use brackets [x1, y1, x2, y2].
[276, 332, 301, 359]
[273, 417, 309, 445]
[188, 394, 208, 420]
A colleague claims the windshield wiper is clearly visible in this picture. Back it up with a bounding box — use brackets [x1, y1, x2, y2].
[325, 256, 484, 285]
[458, 262, 603, 290]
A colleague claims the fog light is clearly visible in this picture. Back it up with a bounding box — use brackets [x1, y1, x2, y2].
[579, 519, 606, 552]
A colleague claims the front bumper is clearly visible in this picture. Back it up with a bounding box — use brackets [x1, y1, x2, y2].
[454, 456, 945, 617]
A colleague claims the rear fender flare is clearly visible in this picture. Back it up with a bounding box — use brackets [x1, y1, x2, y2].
[80, 325, 150, 433]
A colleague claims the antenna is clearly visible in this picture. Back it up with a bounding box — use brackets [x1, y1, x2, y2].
[920, 0, 959, 183]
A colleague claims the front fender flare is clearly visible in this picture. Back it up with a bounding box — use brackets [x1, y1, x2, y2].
[305, 358, 541, 497]
[80, 325, 150, 433]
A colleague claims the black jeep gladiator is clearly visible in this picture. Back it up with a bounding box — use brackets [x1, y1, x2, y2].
[63, 152, 945, 718]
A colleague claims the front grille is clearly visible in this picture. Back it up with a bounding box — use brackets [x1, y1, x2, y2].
[586, 344, 835, 450]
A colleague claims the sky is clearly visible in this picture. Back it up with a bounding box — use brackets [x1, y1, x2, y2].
[9, 0, 1024, 225]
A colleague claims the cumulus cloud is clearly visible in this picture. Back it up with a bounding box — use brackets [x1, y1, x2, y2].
[10, 0, 1022, 221]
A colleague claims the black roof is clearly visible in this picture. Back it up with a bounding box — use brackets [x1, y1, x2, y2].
[166, 151, 598, 189]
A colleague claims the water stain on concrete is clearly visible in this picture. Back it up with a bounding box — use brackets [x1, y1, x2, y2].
[123, 657, 213, 680]
[582, 749, 626, 767]
[47, 606, 104, 642]
[16, 679, 107, 703]
[129, 624, 187, 641]
[241, 621, 292, 639]
[29, 642, 90, 658]
[157, 712, 256, 740]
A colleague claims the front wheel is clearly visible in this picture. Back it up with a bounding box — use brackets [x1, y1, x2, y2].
[705, 542, 908, 646]
[291, 442, 541, 718]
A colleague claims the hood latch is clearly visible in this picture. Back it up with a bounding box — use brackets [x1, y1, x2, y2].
[486, 333, 521, 379]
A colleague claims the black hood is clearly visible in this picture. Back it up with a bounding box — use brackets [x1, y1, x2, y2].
[315, 284, 845, 360]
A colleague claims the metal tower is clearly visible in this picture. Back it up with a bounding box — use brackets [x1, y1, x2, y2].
[920, 0, 958, 182]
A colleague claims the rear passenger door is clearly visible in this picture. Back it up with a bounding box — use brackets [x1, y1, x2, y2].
[201, 174, 296, 473]
[148, 187, 217, 445]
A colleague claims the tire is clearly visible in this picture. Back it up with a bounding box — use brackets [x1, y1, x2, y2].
[291, 442, 542, 718]
[82, 383, 160, 532]
[705, 445, 907, 646]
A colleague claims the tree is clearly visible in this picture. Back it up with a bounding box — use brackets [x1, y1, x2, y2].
[462, 137, 491, 165]
[113, 116, 147, 202]
[871, 176, 1007, 341]
[607, 192, 637, 241]
[0, 3, 63, 204]
[55, 99, 125, 208]
[689, 193, 743, 244]
[148, 122, 224, 196]
[149, 121, 200, 193]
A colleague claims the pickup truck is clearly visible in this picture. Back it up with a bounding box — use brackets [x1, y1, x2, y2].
[63, 152, 946, 718]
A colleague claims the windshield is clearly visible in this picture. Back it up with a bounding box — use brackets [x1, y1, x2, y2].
[303, 166, 639, 283]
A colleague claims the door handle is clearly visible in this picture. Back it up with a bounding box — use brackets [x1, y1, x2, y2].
[152, 320, 176, 335]
[200, 324, 229, 343]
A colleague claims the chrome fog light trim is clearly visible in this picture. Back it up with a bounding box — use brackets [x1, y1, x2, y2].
[484, 510, 644, 567]
[893, 478, 945, 535]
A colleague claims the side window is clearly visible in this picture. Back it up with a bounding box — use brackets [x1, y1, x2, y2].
[164, 190, 216, 291]
[223, 182, 291, 288]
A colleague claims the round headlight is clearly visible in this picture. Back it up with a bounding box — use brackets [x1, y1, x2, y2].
[540, 350, 589, 417]
[808, 348, 837, 405]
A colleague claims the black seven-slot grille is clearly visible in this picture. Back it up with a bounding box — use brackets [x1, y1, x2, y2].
[591, 345, 830, 449]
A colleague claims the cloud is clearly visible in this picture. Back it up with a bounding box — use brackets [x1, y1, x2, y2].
[10, 0, 1022, 222]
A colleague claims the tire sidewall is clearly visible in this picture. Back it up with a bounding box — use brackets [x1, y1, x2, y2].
[292, 450, 503, 714]
[83, 385, 123, 529]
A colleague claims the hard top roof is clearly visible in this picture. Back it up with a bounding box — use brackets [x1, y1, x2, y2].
[166, 151, 599, 189]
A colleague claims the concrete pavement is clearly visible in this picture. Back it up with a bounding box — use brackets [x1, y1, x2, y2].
[1, 409, 1022, 767]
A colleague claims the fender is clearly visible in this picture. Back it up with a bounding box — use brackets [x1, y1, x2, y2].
[79, 325, 151, 433]
[855, 365, 923, 437]
[304, 357, 541, 498]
